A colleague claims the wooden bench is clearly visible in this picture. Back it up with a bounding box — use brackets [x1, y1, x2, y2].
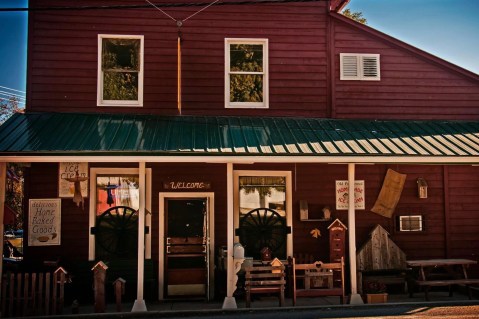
[244, 264, 286, 308]
[413, 279, 479, 300]
[289, 257, 345, 305]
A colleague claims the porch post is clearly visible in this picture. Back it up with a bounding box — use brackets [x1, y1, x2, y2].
[132, 161, 147, 312]
[348, 163, 363, 304]
[222, 162, 237, 308]
[0, 163, 6, 288]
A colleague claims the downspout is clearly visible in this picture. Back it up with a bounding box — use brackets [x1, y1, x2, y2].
[348, 163, 363, 304]
[132, 162, 147, 312]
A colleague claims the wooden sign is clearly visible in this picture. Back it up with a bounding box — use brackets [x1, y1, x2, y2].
[28, 198, 61, 246]
[163, 181, 211, 190]
[335, 180, 365, 210]
[59, 162, 88, 197]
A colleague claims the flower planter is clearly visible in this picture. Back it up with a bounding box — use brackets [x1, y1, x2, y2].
[366, 293, 388, 304]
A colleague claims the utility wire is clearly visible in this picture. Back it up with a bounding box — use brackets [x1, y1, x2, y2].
[0, 0, 325, 12]
[0, 91, 26, 100]
[0, 85, 25, 94]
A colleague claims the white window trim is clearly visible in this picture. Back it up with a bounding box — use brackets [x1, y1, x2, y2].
[233, 170, 292, 257]
[340, 53, 380, 81]
[225, 38, 269, 109]
[88, 167, 152, 260]
[97, 34, 144, 107]
[399, 215, 423, 232]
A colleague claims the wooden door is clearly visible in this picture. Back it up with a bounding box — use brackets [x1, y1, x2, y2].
[165, 198, 208, 298]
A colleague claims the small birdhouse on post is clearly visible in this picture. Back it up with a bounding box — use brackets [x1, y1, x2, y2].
[91, 261, 108, 313]
[53, 267, 69, 315]
[260, 247, 272, 263]
[113, 277, 126, 312]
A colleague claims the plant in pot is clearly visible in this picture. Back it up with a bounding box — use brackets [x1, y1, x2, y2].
[364, 280, 388, 304]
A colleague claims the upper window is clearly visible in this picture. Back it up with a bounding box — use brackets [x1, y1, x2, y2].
[97, 35, 144, 106]
[225, 39, 269, 108]
[340, 53, 380, 81]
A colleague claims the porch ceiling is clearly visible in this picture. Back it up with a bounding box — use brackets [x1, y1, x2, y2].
[1, 112, 479, 163]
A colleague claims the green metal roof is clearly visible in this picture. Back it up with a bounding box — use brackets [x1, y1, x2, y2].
[1, 112, 479, 158]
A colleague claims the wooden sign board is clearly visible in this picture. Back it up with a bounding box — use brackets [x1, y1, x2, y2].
[58, 162, 88, 197]
[28, 198, 61, 246]
[163, 181, 211, 190]
[335, 180, 365, 210]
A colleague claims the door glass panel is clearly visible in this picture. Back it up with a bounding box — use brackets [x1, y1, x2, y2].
[95, 175, 139, 260]
[238, 176, 287, 259]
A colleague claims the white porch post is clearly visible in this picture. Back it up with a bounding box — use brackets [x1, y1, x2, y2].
[132, 161, 147, 312]
[348, 163, 363, 304]
[222, 162, 237, 309]
[0, 163, 6, 288]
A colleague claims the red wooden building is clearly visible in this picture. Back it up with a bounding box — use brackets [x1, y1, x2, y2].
[1, 0, 479, 309]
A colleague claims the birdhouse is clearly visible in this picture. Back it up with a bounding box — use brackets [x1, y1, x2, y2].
[260, 247, 272, 262]
[417, 178, 428, 199]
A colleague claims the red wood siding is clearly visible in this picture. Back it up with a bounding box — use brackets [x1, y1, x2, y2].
[333, 20, 479, 120]
[22, 162, 479, 277]
[27, 0, 330, 117]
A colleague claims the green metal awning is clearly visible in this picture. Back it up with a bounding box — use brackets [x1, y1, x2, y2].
[1, 112, 479, 163]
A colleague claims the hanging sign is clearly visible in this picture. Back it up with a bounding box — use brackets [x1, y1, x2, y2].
[59, 162, 88, 197]
[163, 181, 211, 190]
[335, 180, 365, 210]
[28, 198, 61, 246]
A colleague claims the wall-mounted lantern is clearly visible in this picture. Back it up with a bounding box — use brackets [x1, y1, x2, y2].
[417, 178, 428, 199]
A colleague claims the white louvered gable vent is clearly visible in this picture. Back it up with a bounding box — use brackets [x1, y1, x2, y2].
[340, 53, 380, 81]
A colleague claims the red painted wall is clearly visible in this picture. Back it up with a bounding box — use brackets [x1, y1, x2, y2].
[332, 16, 479, 120]
[27, 0, 330, 117]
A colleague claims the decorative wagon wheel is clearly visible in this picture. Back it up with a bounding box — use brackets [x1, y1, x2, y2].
[95, 206, 138, 259]
[237, 208, 289, 260]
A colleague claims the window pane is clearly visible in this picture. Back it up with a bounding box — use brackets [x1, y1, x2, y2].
[102, 38, 140, 70]
[239, 176, 286, 217]
[230, 44, 263, 72]
[230, 74, 263, 102]
[103, 72, 138, 100]
[96, 175, 139, 215]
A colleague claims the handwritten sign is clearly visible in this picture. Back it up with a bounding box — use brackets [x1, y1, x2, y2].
[335, 180, 365, 210]
[163, 181, 211, 190]
[59, 162, 88, 197]
[28, 199, 61, 246]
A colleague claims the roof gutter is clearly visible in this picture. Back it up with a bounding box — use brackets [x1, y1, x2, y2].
[1, 155, 478, 165]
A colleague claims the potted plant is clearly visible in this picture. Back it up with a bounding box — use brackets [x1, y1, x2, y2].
[364, 280, 388, 303]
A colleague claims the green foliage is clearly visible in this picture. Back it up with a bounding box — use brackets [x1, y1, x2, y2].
[342, 8, 368, 25]
[229, 44, 264, 103]
[103, 72, 138, 100]
[102, 38, 140, 101]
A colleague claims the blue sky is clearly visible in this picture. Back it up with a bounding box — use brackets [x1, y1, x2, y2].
[0, 0, 478, 107]
[0, 0, 27, 107]
[345, 0, 479, 75]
